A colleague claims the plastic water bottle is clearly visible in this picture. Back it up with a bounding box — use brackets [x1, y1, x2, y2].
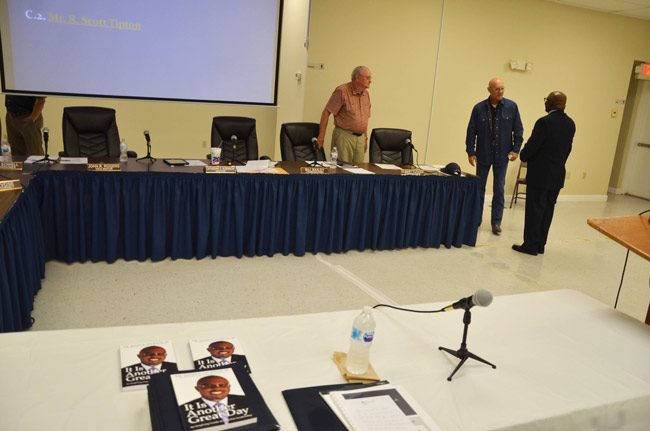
[1, 136, 11, 162]
[119, 138, 128, 162]
[330, 146, 338, 165]
[346, 306, 375, 375]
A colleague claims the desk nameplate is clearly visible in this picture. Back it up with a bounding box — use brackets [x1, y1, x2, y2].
[88, 163, 121, 172]
[0, 161, 23, 171]
[205, 165, 237, 174]
[300, 166, 334, 175]
[401, 168, 424, 176]
[0, 179, 22, 192]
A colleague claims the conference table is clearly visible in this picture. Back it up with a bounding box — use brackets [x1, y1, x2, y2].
[0, 158, 481, 332]
[587, 213, 650, 324]
[1, 289, 649, 431]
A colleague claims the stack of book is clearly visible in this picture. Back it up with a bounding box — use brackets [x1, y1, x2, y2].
[148, 363, 279, 431]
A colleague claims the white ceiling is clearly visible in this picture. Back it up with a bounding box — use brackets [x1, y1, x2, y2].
[549, 0, 650, 20]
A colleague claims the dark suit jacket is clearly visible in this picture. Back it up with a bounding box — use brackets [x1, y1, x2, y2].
[520, 110, 575, 190]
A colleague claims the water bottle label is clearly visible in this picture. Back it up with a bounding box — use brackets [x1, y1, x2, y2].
[351, 327, 374, 343]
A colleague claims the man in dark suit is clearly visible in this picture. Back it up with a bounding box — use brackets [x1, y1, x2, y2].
[121, 345, 178, 387]
[180, 375, 253, 426]
[512, 91, 575, 256]
[195, 340, 251, 373]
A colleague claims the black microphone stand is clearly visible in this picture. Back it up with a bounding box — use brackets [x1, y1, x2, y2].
[34, 131, 57, 164]
[228, 138, 245, 166]
[137, 135, 156, 163]
[309, 139, 323, 167]
[438, 305, 496, 381]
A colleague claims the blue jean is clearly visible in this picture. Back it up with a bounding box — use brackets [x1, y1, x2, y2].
[476, 163, 507, 226]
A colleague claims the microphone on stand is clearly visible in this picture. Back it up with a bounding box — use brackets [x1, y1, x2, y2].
[405, 138, 418, 167]
[441, 289, 493, 312]
[309, 137, 321, 166]
[137, 129, 156, 163]
[34, 127, 56, 164]
[229, 135, 238, 165]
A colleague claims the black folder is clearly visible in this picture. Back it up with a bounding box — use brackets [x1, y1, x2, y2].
[282, 382, 388, 431]
[148, 364, 279, 431]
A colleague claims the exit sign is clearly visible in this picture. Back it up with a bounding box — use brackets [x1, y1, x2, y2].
[636, 63, 650, 80]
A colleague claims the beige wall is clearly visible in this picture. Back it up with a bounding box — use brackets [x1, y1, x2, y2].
[3, 0, 649, 196]
[304, 0, 650, 196]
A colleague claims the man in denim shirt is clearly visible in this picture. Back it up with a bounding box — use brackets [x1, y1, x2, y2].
[465, 77, 523, 235]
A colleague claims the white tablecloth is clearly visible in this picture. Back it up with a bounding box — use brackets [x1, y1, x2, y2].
[1, 289, 649, 430]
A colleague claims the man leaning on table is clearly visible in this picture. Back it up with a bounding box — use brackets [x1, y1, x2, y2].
[316, 66, 372, 163]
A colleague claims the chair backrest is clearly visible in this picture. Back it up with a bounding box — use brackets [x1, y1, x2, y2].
[211, 116, 258, 162]
[369, 128, 413, 165]
[62, 107, 120, 157]
[516, 161, 528, 183]
[279, 122, 326, 162]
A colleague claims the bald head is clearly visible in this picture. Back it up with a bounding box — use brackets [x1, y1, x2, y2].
[545, 91, 567, 112]
[487, 78, 505, 104]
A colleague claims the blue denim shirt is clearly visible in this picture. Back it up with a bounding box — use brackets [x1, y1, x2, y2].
[465, 97, 523, 167]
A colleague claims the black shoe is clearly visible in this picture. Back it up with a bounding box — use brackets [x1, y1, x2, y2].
[538, 247, 545, 254]
[512, 244, 538, 256]
[492, 224, 502, 235]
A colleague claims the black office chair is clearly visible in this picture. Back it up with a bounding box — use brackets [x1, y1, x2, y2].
[211, 116, 259, 164]
[279, 122, 326, 162]
[61, 107, 136, 158]
[369, 128, 413, 165]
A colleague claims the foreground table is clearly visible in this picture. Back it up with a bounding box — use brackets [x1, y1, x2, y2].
[588, 213, 650, 324]
[1, 290, 649, 430]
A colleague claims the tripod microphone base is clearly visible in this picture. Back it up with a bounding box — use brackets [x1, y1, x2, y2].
[136, 155, 157, 163]
[438, 346, 496, 381]
[33, 155, 58, 164]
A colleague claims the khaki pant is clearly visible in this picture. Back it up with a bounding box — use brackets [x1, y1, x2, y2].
[6, 112, 44, 156]
[332, 127, 365, 163]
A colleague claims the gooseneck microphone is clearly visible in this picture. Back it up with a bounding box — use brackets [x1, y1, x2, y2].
[144, 130, 151, 143]
[43, 127, 49, 145]
[230, 135, 238, 143]
[311, 137, 318, 146]
[442, 289, 493, 312]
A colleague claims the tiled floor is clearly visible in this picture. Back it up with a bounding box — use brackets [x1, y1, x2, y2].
[31, 194, 650, 330]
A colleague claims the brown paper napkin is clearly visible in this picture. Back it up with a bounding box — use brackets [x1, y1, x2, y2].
[333, 351, 380, 383]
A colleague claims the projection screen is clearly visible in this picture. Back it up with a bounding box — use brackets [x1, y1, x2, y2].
[0, 0, 283, 105]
